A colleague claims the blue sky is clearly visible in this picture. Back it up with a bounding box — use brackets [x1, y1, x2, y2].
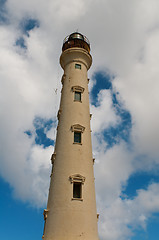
[1, 0, 159, 240]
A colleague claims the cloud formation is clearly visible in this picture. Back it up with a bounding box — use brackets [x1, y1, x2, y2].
[1, 0, 159, 239]
[98, 182, 159, 240]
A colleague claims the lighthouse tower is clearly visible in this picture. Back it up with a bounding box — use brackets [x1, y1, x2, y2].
[42, 32, 99, 240]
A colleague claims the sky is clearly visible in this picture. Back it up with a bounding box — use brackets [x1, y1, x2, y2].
[1, 0, 159, 239]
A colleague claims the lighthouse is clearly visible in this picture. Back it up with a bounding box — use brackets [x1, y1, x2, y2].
[42, 32, 99, 240]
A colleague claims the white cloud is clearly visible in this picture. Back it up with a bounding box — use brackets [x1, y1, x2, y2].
[98, 183, 159, 240]
[94, 142, 134, 205]
[46, 126, 57, 142]
[1, 0, 159, 239]
[0, 24, 57, 206]
[24, 144, 53, 206]
[113, 28, 159, 163]
[90, 89, 120, 133]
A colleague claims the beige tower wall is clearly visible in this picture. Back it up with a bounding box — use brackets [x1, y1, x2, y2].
[43, 47, 99, 240]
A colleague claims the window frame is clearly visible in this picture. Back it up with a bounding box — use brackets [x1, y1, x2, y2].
[74, 91, 81, 102]
[71, 124, 85, 145]
[74, 131, 81, 144]
[69, 174, 85, 201]
[73, 182, 82, 199]
[72, 86, 84, 103]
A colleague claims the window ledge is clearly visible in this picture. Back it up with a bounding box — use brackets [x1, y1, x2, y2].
[72, 198, 83, 201]
[74, 100, 82, 103]
[73, 142, 82, 145]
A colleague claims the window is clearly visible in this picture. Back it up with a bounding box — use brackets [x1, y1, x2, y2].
[74, 91, 81, 101]
[69, 174, 85, 201]
[74, 132, 81, 143]
[71, 124, 85, 144]
[73, 182, 82, 198]
[75, 63, 81, 69]
[72, 86, 84, 102]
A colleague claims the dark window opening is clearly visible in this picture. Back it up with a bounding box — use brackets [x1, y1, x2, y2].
[74, 132, 81, 143]
[74, 91, 81, 101]
[75, 63, 81, 69]
[73, 182, 82, 198]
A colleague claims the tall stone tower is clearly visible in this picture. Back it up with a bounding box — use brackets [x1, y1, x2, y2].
[42, 32, 99, 240]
